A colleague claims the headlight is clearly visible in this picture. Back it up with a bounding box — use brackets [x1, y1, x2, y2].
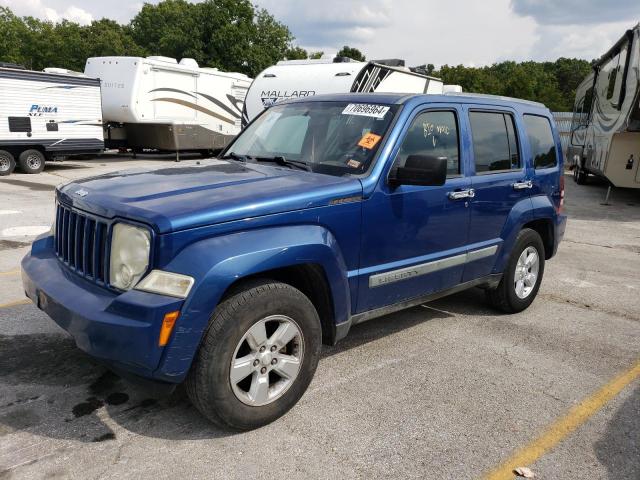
[135, 270, 194, 298]
[109, 223, 151, 290]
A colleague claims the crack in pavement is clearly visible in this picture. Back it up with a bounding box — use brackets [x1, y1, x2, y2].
[539, 292, 640, 322]
[563, 239, 640, 254]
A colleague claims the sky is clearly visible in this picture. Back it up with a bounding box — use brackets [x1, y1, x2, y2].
[2, 0, 639, 66]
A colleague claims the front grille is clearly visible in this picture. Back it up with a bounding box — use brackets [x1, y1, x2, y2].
[54, 204, 109, 284]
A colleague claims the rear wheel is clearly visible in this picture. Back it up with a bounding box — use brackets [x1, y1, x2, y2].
[186, 280, 322, 430]
[0, 150, 16, 176]
[18, 149, 45, 174]
[486, 228, 545, 313]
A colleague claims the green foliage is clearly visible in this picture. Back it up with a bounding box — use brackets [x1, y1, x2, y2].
[435, 58, 592, 111]
[0, 6, 144, 71]
[284, 46, 309, 60]
[336, 45, 365, 61]
[0, 1, 299, 76]
[308, 51, 324, 60]
[0, 3, 593, 108]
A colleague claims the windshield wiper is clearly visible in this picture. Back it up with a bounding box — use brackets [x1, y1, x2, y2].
[255, 156, 312, 172]
[220, 151, 253, 162]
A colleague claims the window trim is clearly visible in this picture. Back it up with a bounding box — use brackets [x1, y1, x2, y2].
[389, 107, 463, 181]
[523, 113, 558, 170]
[468, 108, 523, 176]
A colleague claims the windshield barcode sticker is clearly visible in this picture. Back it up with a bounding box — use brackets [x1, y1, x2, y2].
[342, 103, 390, 119]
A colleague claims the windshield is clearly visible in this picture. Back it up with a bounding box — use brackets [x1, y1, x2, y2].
[225, 101, 399, 176]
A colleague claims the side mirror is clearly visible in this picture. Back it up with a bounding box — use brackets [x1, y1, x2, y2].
[389, 155, 448, 187]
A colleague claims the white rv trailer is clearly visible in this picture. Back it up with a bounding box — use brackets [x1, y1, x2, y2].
[243, 57, 460, 125]
[0, 64, 103, 176]
[568, 23, 640, 188]
[84, 56, 252, 153]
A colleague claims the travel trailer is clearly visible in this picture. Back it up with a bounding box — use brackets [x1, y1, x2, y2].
[568, 24, 640, 188]
[84, 56, 252, 154]
[242, 57, 461, 125]
[0, 65, 103, 176]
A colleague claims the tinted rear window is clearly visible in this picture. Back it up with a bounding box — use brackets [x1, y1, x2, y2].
[469, 111, 520, 173]
[524, 115, 557, 169]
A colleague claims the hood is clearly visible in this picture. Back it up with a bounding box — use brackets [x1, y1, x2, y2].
[58, 159, 363, 233]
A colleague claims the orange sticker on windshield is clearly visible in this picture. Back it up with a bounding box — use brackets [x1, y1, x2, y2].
[358, 132, 381, 150]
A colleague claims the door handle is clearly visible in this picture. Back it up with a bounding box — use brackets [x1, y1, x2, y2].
[448, 188, 475, 200]
[512, 180, 533, 190]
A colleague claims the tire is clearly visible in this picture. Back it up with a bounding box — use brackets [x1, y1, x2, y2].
[486, 228, 545, 313]
[18, 149, 45, 174]
[574, 163, 587, 185]
[186, 280, 322, 430]
[0, 150, 16, 176]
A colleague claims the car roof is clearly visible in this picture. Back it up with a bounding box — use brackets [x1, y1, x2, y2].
[283, 91, 549, 112]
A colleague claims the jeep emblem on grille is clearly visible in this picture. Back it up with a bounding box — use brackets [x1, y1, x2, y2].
[75, 189, 89, 197]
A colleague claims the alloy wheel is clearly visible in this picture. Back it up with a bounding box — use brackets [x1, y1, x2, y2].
[514, 246, 540, 299]
[229, 315, 304, 406]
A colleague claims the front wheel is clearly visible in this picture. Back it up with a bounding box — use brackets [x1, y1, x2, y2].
[18, 149, 46, 174]
[186, 280, 322, 430]
[486, 228, 545, 313]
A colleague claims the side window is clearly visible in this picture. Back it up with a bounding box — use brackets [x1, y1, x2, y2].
[524, 114, 557, 169]
[8, 117, 32, 133]
[469, 111, 520, 173]
[396, 110, 460, 176]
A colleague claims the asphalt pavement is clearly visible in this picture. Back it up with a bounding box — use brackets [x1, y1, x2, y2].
[0, 155, 638, 479]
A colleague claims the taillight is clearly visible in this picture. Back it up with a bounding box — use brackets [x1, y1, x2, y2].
[558, 174, 565, 213]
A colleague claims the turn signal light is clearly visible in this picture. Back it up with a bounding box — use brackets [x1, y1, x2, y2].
[159, 311, 180, 346]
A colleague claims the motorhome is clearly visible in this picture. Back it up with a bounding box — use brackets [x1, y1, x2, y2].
[84, 56, 252, 154]
[568, 23, 640, 188]
[0, 64, 103, 176]
[242, 57, 461, 125]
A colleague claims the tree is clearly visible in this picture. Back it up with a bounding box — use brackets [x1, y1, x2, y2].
[129, 0, 294, 76]
[130, 0, 205, 63]
[0, 7, 28, 66]
[284, 46, 308, 60]
[336, 45, 365, 61]
[0, 5, 593, 110]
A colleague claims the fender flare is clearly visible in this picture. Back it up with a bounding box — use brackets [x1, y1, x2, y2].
[153, 225, 350, 382]
[494, 195, 556, 273]
[493, 197, 534, 273]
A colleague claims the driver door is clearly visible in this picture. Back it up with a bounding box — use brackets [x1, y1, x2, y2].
[356, 107, 472, 312]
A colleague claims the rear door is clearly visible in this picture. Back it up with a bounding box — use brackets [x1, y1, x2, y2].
[523, 113, 562, 211]
[463, 107, 532, 282]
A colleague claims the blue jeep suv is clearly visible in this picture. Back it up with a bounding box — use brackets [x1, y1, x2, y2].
[22, 93, 566, 429]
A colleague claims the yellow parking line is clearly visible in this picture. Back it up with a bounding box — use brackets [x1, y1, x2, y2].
[0, 268, 21, 276]
[0, 299, 30, 309]
[484, 359, 640, 480]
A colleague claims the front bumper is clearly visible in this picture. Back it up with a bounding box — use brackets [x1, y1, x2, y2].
[22, 235, 185, 383]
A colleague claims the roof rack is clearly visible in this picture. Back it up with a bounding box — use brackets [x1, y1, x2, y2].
[444, 91, 546, 108]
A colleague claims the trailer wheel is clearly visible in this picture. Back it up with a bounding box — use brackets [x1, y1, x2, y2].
[574, 165, 587, 185]
[0, 150, 16, 176]
[18, 149, 46, 174]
